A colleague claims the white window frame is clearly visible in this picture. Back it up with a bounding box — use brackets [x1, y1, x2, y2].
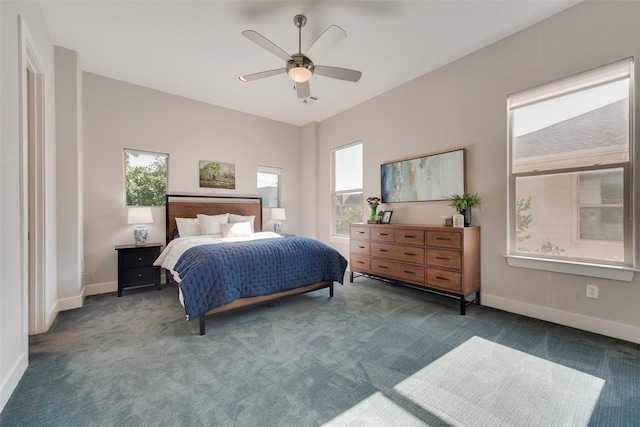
[331, 141, 363, 239]
[124, 148, 168, 207]
[505, 59, 638, 281]
[257, 165, 282, 208]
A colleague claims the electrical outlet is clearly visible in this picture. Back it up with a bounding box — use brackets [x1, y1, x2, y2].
[586, 284, 599, 299]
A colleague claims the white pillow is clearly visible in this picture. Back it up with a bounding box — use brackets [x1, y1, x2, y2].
[228, 214, 256, 232]
[175, 217, 201, 237]
[197, 213, 230, 235]
[220, 221, 253, 238]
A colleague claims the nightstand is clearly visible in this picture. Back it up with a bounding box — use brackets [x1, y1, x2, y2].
[115, 243, 162, 297]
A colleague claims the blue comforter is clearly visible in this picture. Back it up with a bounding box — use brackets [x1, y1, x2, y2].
[173, 236, 347, 319]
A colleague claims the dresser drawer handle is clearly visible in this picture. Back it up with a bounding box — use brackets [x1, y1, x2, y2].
[377, 249, 388, 253]
[137, 273, 143, 277]
[379, 265, 388, 269]
[404, 270, 415, 274]
[138, 257, 143, 261]
[357, 245, 365, 249]
[436, 276, 450, 281]
[377, 233, 389, 236]
[357, 231, 365, 234]
[436, 237, 450, 241]
[404, 252, 416, 256]
[356, 261, 365, 265]
[436, 256, 450, 260]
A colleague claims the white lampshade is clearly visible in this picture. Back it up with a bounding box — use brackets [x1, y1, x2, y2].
[127, 207, 153, 225]
[271, 208, 286, 221]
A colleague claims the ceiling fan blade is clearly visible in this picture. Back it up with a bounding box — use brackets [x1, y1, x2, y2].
[239, 68, 286, 82]
[305, 25, 347, 58]
[296, 81, 310, 99]
[242, 30, 292, 61]
[314, 65, 362, 82]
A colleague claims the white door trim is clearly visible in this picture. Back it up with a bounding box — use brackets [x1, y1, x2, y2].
[19, 15, 46, 335]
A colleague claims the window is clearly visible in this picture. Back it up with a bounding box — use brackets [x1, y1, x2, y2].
[508, 59, 633, 267]
[257, 166, 281, 208]
[332, 142, 363, 236]
[124, 149, 168, 207]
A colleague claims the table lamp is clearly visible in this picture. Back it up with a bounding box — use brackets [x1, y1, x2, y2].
[271, 208, 286, 234]
[128, 207, 153, 245]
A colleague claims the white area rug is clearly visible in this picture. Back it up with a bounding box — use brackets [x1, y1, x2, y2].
[325, 336, 604, 426]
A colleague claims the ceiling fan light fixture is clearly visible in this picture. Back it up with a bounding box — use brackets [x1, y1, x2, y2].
[288, 67, 312, 83]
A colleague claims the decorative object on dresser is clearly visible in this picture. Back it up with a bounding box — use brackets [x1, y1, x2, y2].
[366, 196, 382, 223]
[445, 191, 481, 227]
[381, 210, 393, 224]
[271, 207, 286, 234]
[127, 206, 153, 245]
[349, 223, 480, 314]
[115, 243, 162, 297]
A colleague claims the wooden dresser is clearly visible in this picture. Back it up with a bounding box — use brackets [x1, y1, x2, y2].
[349, 223, 480, 314]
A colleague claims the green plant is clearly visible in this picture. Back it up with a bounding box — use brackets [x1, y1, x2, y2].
[445, 192, 481, 213]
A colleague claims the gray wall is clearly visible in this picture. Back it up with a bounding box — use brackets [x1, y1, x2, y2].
[81, 73, 302, 293]
[318, 1, 640, 342]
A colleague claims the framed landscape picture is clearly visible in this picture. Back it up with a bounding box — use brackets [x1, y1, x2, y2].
[199, 160, 235, 189]
[381, 148, 466, 203]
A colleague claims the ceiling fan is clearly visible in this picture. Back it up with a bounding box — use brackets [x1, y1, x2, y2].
[239, 14, 362, 99]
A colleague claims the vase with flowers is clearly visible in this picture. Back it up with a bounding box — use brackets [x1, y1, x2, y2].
[366, 196, 381, 223]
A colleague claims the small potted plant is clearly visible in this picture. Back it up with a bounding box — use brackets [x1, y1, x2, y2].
[445, 192, 481, 226]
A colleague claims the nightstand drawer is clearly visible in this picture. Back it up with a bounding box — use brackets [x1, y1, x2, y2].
[121, 267, 160, 286]
[115, 243, 163, 297]
[121, 249, 160, 268]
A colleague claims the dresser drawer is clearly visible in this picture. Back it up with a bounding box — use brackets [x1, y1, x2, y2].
[121, 266, 160, 286]
[371, 243, 424, 264]
[395, 229, 425, 246]
[350, 226, 371, 240]
[350, 240, 370, 255]
[427, 231, 461, 250]
[121, 249, 160, 269]
[426, 249, 461, 270]
[370, 227, 395, 243]
[350, 255, 371, 272]
[371, 259, 425, 284]
[426, 267, 462, 292]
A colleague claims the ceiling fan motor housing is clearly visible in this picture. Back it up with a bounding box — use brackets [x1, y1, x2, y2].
[287, 53, 314, 75]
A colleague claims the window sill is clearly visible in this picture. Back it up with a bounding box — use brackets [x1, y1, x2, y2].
[330, 235, 350, 245]
[504, 255, 637, 282]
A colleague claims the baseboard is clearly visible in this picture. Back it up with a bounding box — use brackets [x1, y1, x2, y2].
[56, 287, 87, 312]
[482, 294, 640, 344]
[84, 281, 117, 296]
[0, 351, 28, 413]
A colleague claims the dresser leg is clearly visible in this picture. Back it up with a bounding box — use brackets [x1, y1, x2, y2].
[460, 296, 466, 315]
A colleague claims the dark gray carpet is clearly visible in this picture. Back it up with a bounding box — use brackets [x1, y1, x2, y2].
[1, 275, 639, 426]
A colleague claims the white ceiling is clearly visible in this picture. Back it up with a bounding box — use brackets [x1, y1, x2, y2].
[40, 0, 581, 127]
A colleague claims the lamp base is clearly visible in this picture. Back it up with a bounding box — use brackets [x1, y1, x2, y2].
[134, 225, 148, 246]
[274, 222, 282, 234]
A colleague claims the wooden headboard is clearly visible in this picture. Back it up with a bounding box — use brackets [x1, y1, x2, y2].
[165, 194, 263, 245]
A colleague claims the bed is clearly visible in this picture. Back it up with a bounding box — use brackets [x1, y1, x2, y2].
[155, 194, 348, 335]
